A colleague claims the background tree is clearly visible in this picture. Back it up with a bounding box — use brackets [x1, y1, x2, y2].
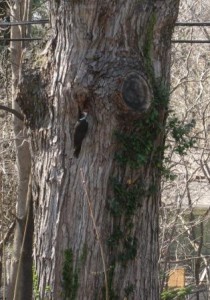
[5, 0, 32, 298]
[160, 0, 210, 298]
[0, 0, 49, 298]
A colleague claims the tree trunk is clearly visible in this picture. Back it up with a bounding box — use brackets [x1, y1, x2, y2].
[8, 0, 33, 299]
[17, 0, 180, 299]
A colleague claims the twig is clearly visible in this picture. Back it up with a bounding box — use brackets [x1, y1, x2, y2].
[0, 105, 24, 121]
[80, 168, 109, 300]
[159, 254, 210, 264]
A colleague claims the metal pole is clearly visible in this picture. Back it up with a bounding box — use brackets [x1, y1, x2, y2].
[175, 22, 210, 26]
[0, 38, 42, 41]
[172, 40, 210, 44]
[0, 19, 49, 26]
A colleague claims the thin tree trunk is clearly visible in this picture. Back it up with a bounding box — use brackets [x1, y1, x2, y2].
[17, 0, 180, 299]
[7, 0, 32, 298]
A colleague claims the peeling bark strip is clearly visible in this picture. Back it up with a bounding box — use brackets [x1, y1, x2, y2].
[17, 0, 180, 299]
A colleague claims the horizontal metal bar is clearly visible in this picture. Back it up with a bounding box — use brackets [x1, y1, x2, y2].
[172, 40, 210, 44]
[0, 19, 49, 26]
[2, 39, 209, 44]
[175, 22, 210, 26]
[0, 38, 42, 41]
[1, 20, 209, 27]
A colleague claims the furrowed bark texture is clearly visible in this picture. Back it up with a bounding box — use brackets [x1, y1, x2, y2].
[17, 0, 179, 299]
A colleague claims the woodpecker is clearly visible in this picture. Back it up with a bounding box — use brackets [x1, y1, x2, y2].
[73, 112, 88, 158]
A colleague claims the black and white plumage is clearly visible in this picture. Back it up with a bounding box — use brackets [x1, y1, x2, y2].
[73, 112, 88, 158]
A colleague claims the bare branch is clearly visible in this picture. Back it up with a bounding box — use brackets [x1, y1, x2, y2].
[0, 105, 24, 121]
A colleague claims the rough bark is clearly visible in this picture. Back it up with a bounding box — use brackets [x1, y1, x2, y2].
[17, 0, 180, 299]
